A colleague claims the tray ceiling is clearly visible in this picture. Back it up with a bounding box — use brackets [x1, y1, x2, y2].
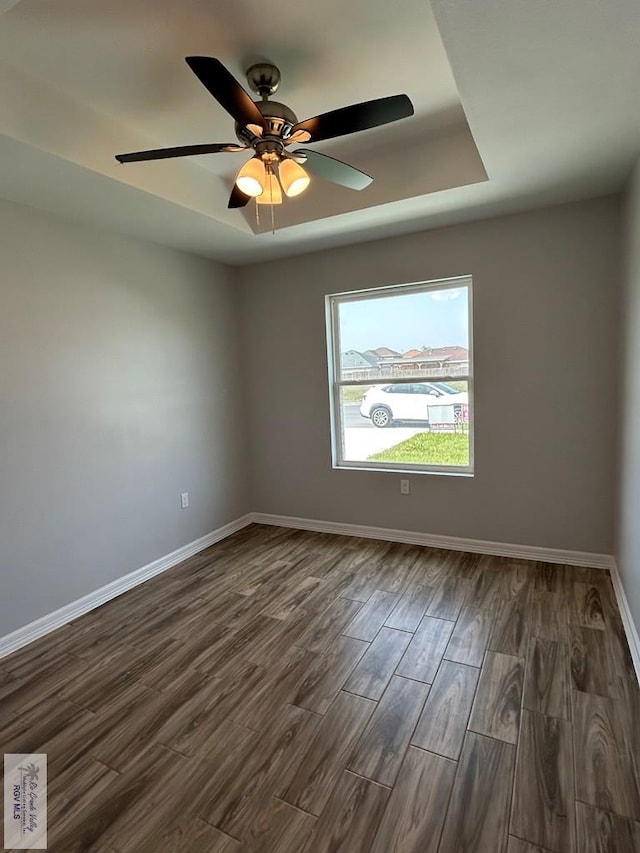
[0, 0, 638, 263]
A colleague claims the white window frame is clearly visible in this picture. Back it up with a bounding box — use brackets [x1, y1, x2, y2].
[326, 275, 474, 476]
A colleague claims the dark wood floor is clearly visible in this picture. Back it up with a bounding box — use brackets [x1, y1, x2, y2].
[2, 524, 640, 852]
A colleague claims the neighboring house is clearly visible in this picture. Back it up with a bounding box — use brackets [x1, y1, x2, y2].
[427, 346, 469, 367]
[364, 346, 402, 358]
[341, 350, 380, 377]
[378, 353, 457, 375]
[377, 346, 469, 376]
[341, 346, 469, 380]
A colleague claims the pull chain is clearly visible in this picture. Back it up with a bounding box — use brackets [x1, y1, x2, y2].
[267, 163, 275, 235]
[271, 190, 275, 235]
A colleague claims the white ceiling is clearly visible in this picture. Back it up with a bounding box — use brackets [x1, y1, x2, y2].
[0, 0, 639, 264]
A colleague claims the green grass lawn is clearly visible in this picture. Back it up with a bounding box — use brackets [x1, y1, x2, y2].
[367, 431, 469, 466]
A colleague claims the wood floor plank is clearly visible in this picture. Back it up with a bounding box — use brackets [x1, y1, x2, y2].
[160, 659, 263, 750]
[134, 819, 241, 853]
[231, 646, 317, 731]
[469, 651, 524, 744]
[395, 616, 454, 683]
[0, 696, 96, 779]
[426, 576, 470, 621]
[510, 710, 575, 852]
[569, 625, 613, 696]
[605, 613, 639, 701]
[507, 838, 553, 853]
[305, 770, 390, 853]
[348, 675, 430, 786]
[0, 652, 90, 716]
[375, 543, 422, 593]
[47, 744, 183, 852]
[342, 589, 400, 641]
[489, 595, 531, 657]
[571, 565, 611, 586]
[438, 732, 516, 853]
[502, 561, 534, 600]
[295, 597, 363, 653]
[523, 638, 570, 720]
[370, 746, 456, 853]
[279, 690, 375, 815]
[167, 714, 253, 763]
[62, 742, 247, 853]
[444, 605, 493, 667]
[573, 689, 640, 820]
[344, 627, 412, 700]
[248, 610, 315, 668]
[63, 635, 180, 702]
[2, 628, 85, 678]
[575, 801, 640, 853]
[384, 582, 434, 632]
[410, 549, 452, 587]
[529, 591, 569, 642]
[411, 660, 479, 759]
[199, 703, 320, 841]
[569, 582, 606, 630]
[245, 797, 316, 852]
[89, 670, 214, 770]
[339, 570, 383, 603]
[533, 562, 562, 593]
[46, 756, 120, 851]
[292, 634, 369, 714]
[300, 570, 364, 615]
[261, 575, 323, 620]
[188, 613, 274, 677]
[464, 567, 502, 611]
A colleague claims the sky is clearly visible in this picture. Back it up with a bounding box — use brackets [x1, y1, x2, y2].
[338, 287, 469, 353]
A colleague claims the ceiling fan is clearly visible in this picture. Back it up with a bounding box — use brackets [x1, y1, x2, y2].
[115, 57, 414, 211]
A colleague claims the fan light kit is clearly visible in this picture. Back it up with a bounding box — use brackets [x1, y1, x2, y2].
[115, 57, 414, 231]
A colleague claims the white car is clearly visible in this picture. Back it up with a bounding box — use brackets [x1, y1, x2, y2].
[359, 382, 469, 428]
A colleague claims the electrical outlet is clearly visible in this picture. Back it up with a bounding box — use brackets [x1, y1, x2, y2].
[400, 479, 410, 495]
[180, 492, 189, 509]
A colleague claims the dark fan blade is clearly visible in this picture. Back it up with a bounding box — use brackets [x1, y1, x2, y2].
[291, 94, 414, 143]
[186, 57, 265, 130]
[228, 184, 251, 209]
[115, 143, 245, 164]
[292, 149, 372, 191]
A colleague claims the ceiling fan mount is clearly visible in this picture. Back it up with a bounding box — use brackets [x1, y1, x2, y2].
[115, 56, 415, 212]
[245, 62, 282, 97]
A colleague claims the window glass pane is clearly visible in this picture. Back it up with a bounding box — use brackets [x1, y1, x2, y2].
[337, 286, 469, 383]
[339, 380, 470, 467]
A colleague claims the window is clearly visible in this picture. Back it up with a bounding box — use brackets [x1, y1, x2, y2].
[326, 276, 473, 475]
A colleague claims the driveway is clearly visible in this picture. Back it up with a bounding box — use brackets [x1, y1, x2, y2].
[343, 425, 423, 459]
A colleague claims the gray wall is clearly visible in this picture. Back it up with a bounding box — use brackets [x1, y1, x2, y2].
[618, 159, 640, 628]
[239, 196, 620, 554]
[0, 198, 249, 636]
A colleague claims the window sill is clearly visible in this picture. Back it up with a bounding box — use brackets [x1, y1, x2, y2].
[333, 462, 474, 477]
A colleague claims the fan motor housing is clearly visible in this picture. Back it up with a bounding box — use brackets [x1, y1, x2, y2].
[235, 100, 298, 147]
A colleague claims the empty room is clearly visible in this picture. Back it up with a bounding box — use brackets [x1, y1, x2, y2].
[1, 0, 640, 851]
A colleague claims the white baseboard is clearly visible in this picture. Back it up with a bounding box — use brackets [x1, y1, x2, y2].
[250, 512, 614, 569]
[609, 560, 640, 685]
[0, 514, 253, 660]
